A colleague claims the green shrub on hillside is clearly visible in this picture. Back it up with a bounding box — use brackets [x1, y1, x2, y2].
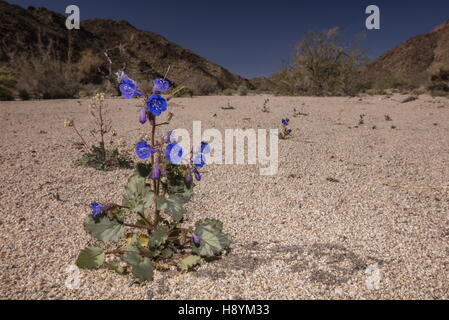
[0, 67, 16, 101]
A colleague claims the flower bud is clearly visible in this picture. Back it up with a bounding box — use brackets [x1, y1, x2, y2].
[152, 161, 160, 180]
[193, 167, 201, 181]
[192, 233, 201, 245]
[139, 107, 147, 124]
[185, 167, 192, 184]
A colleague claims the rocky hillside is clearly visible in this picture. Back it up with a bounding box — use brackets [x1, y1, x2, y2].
[0, 0, 251, 96]
[369, 20, 449, 77]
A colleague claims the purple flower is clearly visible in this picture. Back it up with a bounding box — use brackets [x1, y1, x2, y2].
[119, 78, 142, 99]
[185, 168, 192, 184]
[192, 233, 201, 245]
[139, 107, 147, 124]
[360, 114, 366, 120]
[288, 129, 293, 134]
[135, 141, 155, 160]
[153, 78, 170, 92]
[90, 202, 108, 217]
[193, 167, 201, 181]
[147, 94, 168, 116]
[164, 142, 183, 164]
[282, 119, 290, 126]
[151, 162, 160, 180]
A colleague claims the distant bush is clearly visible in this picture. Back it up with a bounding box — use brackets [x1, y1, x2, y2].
[271, 28, 370, 96]
[237, 85, 248, 96]
[428, 69, 449, 96]
[18, 89, 30, 100]
[222, 88, 234, 96]
[13, 54, 80, 99]
[0, 66, 16, 101]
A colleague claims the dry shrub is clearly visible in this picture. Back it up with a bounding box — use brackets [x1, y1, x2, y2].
[272, 28, 370, 96]
[13, 54, 80, 99]
[0, 66, 16, 100]
[428, 69, 449, 96]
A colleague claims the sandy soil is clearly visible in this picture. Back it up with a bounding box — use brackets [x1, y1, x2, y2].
[0, 94, 448, 300]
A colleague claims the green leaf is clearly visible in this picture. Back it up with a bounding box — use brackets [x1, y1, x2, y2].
[161, 248, 174, 259]
[167, 177, 194, 204]
[131, 257, 154, 282]
[105, 261, 125, 275]
[156, 196, 186, 222]
[122, 235, 142, 265]
[122, 174, 154, 213]
[84, 215, 124, 243]
[177, 255, 201, 272]
[192, 219, 232, 257]
[150, 225, 169, 247]
[196, 218, 223, 231]
[76, 246, 105, 269]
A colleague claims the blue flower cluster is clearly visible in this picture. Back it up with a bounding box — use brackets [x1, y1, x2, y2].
[135, 141, 156, 160]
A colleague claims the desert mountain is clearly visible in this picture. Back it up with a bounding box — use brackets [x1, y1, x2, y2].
[369, 19, 449, 77]
[0, 0, 251, 95]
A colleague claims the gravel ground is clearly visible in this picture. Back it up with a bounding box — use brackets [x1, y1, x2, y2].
[0, 94, 448, 300]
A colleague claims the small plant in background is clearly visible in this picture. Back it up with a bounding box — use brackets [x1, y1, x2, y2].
[66, 93, 132, 171]
[75, 72, 232, 282]
[384, 114, 392, 121]
[292, 107, 308, 117]
[358, 114, 366, 125]
[279, 118, 293, 139]
[221, 101, 236, 110]
[261, 98, 270, 113]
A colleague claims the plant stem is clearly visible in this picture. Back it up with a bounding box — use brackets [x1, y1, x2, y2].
[150, 116, 160, 227]
[71, 124, 90, 151]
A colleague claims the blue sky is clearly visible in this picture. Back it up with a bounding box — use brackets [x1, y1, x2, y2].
[7, 0, 449, 78]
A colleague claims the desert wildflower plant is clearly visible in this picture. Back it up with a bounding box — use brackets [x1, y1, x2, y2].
[75, 72, 232, 282]
[279, 118, 293, 139]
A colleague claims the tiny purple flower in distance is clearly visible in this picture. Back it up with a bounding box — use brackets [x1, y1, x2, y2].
[139, 107, 147, 124]
[360, 114, 366, 119]
[151, 162, 160, 180]
[135, 141, 155, 160]
[153, 78, 170, 92]
[164, 142, 183, 164]
[282, 119, 290, 126]
[185, 167, 192, 184]
[120, 78, 142, 99]
[90, 202, 107, 217]
[192, 233, 201, 245]
[288, 129, 293, 134]
[193, 167, 201, 181]
[147, 94, 168, 116]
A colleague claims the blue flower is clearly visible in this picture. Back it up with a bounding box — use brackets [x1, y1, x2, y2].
[192, 153, 207, 169]
[360, 114, 366, 119]
[153, 78, 170, 92]
[288, 129, 293, 134]
[139, 107, 147, 124]
[135, 141, 155, 160]
[195, 142, 211, 154]
[147, 94, 168, 116]
[282, 119, 290, 126]
[164, 142, 183, 164]
[192, 233, 201, 245]
[119, 78, 142, 99]
[151, 162, 160, 180]
[90, 202, 108, 217]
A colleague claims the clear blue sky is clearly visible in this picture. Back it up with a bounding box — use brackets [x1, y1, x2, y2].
[7, 0, 449, 78]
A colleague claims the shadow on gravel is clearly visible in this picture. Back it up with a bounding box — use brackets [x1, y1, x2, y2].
[195, 242, 385, 287]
